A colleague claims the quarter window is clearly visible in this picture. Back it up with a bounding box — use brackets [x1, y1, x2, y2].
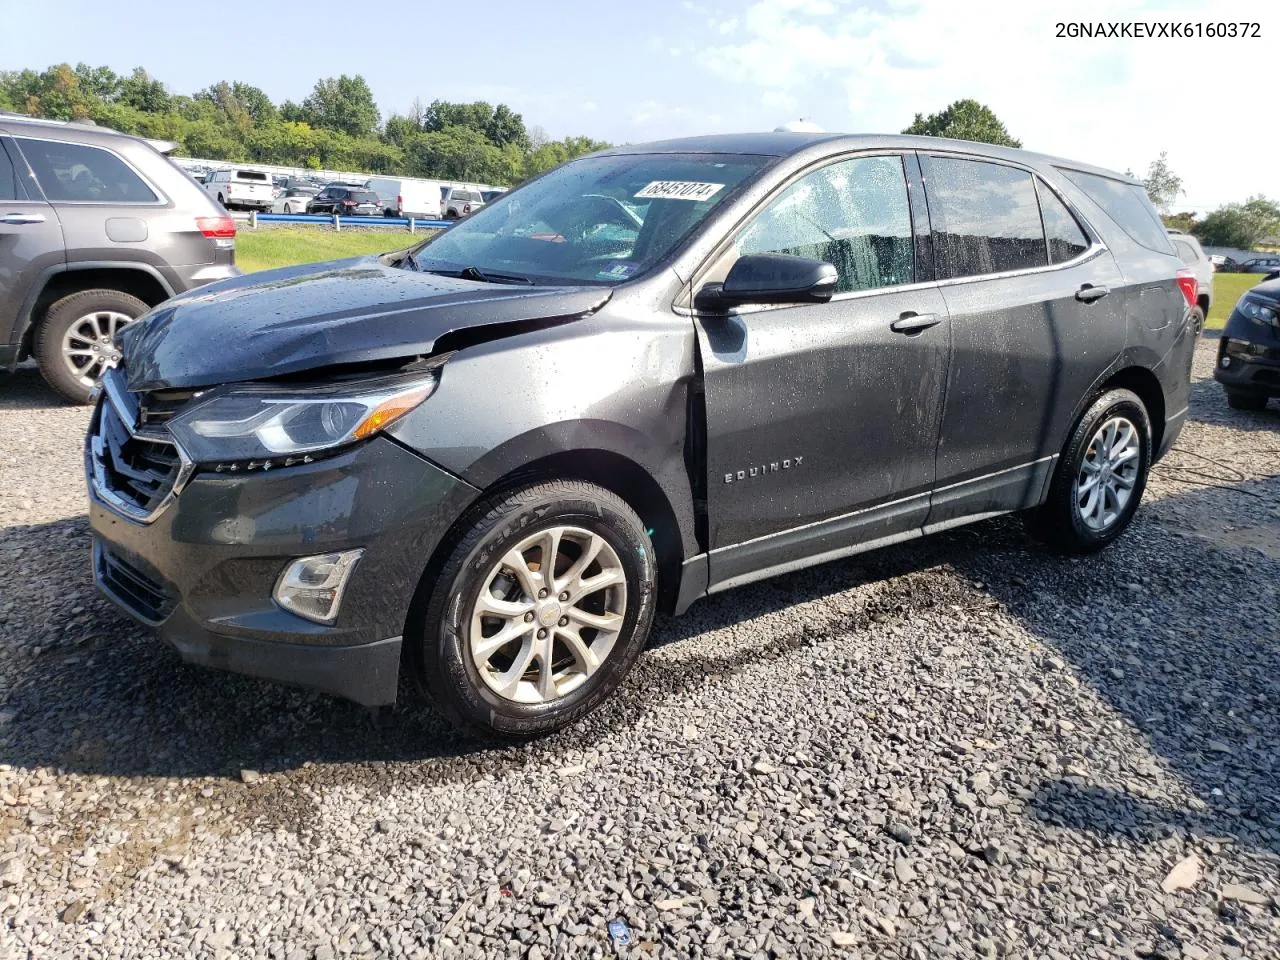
[1171, 238, 1199, 266]
[736, 155, 914, 293]
[1056, 167, 1175, 255]
[16, 138, 157, 203]
[1037, 180, 1091, 264]
[925, 157, 1047, 279]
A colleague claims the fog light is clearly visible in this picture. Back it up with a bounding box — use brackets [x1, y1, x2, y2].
[1220, 356, 1232, 368]
[273, 549, 364, 624]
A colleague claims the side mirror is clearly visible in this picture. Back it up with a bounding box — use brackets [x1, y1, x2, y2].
[696, 253, 838, 311]
[1266, 270, 1280, 282]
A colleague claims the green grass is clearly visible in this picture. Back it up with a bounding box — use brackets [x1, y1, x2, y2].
[1207, 273, 1263, 330]
[235, 228, 414, 273]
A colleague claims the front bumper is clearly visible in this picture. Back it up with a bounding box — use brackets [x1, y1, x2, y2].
[88, 432, 478, 705]
[1214, 313, 1280, 397]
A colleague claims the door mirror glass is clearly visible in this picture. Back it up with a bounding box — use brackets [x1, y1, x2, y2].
[698, 253, 838, 309]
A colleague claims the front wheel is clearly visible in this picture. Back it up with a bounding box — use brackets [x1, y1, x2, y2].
[408, 481, 657, 738]
[1024, 388, 1151, 553]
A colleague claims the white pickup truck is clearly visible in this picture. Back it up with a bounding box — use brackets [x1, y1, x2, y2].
[203, 169, 274, 211]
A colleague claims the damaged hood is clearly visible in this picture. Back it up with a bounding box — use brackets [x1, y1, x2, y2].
[119, 257, 612, 391]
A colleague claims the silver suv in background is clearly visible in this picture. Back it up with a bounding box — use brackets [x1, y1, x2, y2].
[0, 114, 240, 402]
[1167, 229, 1212, 331]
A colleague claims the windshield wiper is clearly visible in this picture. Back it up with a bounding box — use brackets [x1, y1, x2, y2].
[456, 265, 534, 286]
[400, 250, 419, 271]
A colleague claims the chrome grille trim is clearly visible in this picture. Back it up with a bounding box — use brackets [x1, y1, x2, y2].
[87, 367, 195, 525]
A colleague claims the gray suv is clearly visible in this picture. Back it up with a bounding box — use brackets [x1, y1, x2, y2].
[87, 133, 1197, 738]
[0, 114, 239, 402]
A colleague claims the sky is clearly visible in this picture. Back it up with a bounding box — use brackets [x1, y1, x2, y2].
[6, 0, 1273, 213]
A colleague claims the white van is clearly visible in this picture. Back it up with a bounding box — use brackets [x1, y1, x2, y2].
[382, 178, 444, 220]
[364, 177, 402, 217]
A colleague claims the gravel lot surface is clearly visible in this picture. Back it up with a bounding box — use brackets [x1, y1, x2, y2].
[1, 340, 1278, 959]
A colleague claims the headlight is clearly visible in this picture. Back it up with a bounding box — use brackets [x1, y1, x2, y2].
[167, 374, 437, 467]
[1238, 296, 1279, 325]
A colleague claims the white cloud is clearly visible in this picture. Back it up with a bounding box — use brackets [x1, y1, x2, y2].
[695, 0, 1276, 210]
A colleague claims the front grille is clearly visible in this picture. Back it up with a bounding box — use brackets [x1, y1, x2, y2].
[94, 400, 183, 513]
[95, 542, 175, 623]
[89, 366, 191, 522]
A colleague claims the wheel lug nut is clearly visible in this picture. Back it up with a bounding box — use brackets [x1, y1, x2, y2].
[538, 589, 548, 599]
[536, 628, 547, 639]
[559, 591, 569, 601]
[524, 612, 534, 622]
[558, 617, 568, 626]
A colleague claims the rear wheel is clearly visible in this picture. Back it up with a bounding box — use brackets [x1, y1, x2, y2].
[1188, 305, 1205, 336]
[408, 480, 657, 738]
[1024, 388, 1151, 553]
[1226, 390, 1268, 411]
[35, 289, 148, 403]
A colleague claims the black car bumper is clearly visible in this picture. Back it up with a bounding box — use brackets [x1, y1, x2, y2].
[88, 433, 478, 705]
[1214, 315, 1280, 397]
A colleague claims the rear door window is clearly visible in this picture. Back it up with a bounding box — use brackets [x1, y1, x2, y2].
[736, 154, 915, 293]
[923, 157, 1047, 278]
[1036, 180, 1091, 264]
[16, 138, 158, 203]
[1057, 167, 1175, 255]
[0, 140, 27, 201]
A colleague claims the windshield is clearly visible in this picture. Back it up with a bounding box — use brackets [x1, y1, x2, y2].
[409, 153, 769, 284]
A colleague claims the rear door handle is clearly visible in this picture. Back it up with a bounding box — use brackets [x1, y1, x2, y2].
[1076, 284, 1110, 303]
[0, 213, 47, 225]
[890, 312, 942, 334]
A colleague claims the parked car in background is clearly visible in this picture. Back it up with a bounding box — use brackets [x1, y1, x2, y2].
[395, 179, 445, 220]
[86, 132, 1197, 737]
[202, 169, 274, 211]
[0, 113, 238, 401]
[1215, 275, 1280, 410]
[277, 183, 319, 213]
[307, 185, 381, 217]
[1238, 256, 1280, 274]
[481, 188, 507, 203]
[441, 185, 486, 219]
[1167, 230, 1211, 331]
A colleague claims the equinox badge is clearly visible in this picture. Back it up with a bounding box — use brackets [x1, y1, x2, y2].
[724, 456, 804, 484]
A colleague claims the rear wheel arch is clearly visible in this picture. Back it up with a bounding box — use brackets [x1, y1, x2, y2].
[1097, 365, 1165, 455]
[19, 265, 172, 359]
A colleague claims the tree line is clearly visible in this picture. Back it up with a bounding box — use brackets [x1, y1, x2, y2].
[0, 64, 610, 185]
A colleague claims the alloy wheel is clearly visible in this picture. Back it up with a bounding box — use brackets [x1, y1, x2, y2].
[468, 525, 627, 704]
[61, 310, 132, 388]
[1075, 416, 1140, 531]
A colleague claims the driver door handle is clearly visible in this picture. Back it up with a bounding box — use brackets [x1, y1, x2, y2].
[1076, 283, 1110, 303]
[0, 213, 47, 225]
[890, 312, 942, 334]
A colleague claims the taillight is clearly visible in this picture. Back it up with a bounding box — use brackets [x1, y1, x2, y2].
[1175, 268, 1198, 308]
[463, 203, 471, 214]
[196, 216, 236, 239]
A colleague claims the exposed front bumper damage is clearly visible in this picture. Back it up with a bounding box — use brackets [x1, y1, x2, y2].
[88, 421, 478, 706]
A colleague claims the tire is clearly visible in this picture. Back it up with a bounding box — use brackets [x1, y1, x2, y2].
[1024, 388, 1151, 553]
[1189, 306, 1205, 336]
[35, 289, 149, 403]
[1226, 390, 1268, 411]
[408, 480, 658, 739]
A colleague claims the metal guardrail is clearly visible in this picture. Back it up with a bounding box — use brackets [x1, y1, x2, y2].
[231, 211, 452, 232]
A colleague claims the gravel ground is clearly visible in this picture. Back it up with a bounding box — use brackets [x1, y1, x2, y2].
[1, 340, 1278, 959]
